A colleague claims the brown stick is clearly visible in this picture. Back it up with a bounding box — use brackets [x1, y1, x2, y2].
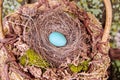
[102, 0, 112, 42]
[0, 0, 4, 39]
[109, 48, 120, 60]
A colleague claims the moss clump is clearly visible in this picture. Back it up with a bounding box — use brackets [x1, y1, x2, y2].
[20, 49, 49, 69]
[69, 60, 89, 73]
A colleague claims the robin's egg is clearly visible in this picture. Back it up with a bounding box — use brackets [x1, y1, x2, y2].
[49, 32, 67, 47]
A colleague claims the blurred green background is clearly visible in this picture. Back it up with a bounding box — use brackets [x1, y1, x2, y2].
[2, 0, 120, 80]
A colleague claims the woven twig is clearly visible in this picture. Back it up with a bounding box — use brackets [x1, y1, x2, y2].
[102, 0, 112, 42]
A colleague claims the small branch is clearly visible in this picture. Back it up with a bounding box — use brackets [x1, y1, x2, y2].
[0, 0, 4, 39]
[102, 0, 112, 42]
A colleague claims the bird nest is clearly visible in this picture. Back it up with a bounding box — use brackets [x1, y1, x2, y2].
[0, 0, 112, 80]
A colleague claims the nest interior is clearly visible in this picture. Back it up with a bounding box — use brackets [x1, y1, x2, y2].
[0, 0, 110, 80]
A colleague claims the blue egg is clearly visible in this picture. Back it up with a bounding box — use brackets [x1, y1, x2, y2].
[49, 32, 67, 47]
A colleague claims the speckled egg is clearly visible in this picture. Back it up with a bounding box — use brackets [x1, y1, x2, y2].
[49, 32, 67, 47]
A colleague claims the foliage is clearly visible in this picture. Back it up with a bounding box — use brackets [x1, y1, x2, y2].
[110, 60, 120, 80]
[3, 0, 21, 17]
[76, 0, 120, 48]
[109, 1, 120, 79]
[110, 0, 120, 48]
[20, 49, 50, 69]
[77, 0, 103, 22]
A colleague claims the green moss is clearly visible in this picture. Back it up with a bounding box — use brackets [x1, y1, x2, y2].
[69, 60, 89, 73]
[19, 49, 49, 69]
[20, 55, 27, 66]
[70, 64, 83, 73]
[67, 12, 77, 19]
